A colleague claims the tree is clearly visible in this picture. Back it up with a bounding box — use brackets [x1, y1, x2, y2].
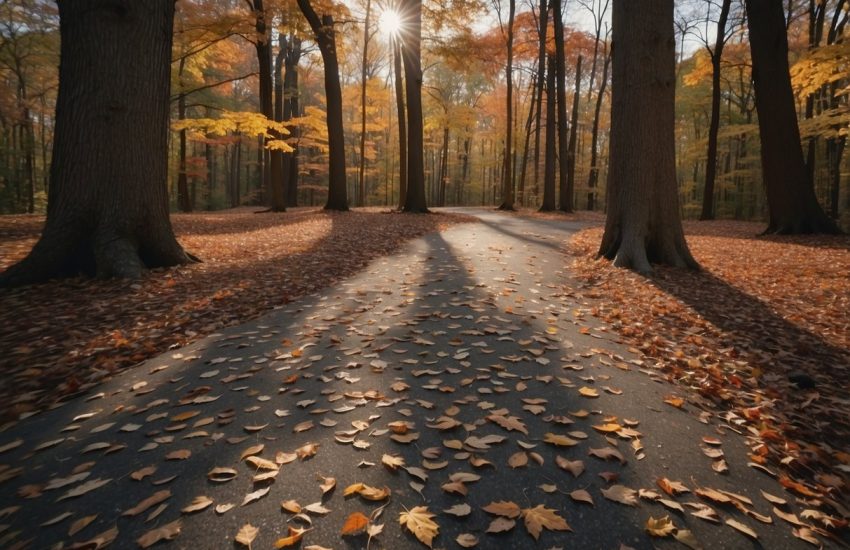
[401, 0, 428, 212]
[496, 0, 516, 210]
[745, 0, 839, 234]
[565, 54, 582, 211]
[553, 0, 571, 212]
[539, 54, 557, 211]
[698, 0, 732, 221]
[0, 0, 192, 286]
[297, 0, 349, 210]
[357, 0, 373, 207]
[598, 0, 698, 273]
[393, 35, 407, 210]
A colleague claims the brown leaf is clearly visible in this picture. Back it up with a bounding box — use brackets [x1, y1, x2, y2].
[522, 505, 571, 540]
[601, 485, 638, 506]
[570, 489, 594, 506]
[725, 518, 758, 539]
[482, 500, 521, 519]
[181, 495, 213, 514]
[137, 519, 182, 549]
[235, 524, 259, 548]
[122, 490, 171, 517]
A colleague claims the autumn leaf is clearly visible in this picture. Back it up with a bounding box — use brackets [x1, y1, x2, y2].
[382, 453, 405, 470]
[487, 414, 528, 434]
[601, 485, 638, 506]
[137, 519, 182, 549]
[341, 511, 369, 535]
[482, 500, 521, 519]
[122, 490, 171, 517]
[242, 486, 270, 506]
[235, 524, 259, 548]
[181, 495, 213, 514]
[543, 433, 579, 447]
[521, 505, 571, 540]
[274, 526, 308, 548]
[399, 506, 439, 548]
[726, 518, 759, 539]
[657, 477, 689, 496]
[645, 515, 675, 537]
[570, 489, 594, 506]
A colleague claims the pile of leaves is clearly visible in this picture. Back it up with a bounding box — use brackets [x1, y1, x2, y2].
[568, 220, 850, 516]
[0, 207, 473, 426]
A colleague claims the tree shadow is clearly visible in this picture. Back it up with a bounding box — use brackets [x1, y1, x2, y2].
[681, 220, 850, 251]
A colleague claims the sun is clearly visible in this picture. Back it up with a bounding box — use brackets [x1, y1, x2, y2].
[378, 8, 402, 38]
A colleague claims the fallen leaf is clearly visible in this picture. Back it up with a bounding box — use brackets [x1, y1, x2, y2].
[341, 511, 369, 535]
[726, 518, 758, 539]
[645, 515, 675, 537]
[137, 519, 181, 548]
[601, 485, 638, 506]
[235, 524, 259, 548]
[522, 504, 571, 540]
[399, 506, 439, 548]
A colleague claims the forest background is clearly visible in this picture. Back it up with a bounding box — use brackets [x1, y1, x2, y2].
[0, 0, 848, 230]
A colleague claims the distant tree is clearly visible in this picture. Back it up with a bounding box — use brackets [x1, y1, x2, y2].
[401, 0, 428, 212]
[598, 0, 698, 272]
[539, 54, 557, 211]
[0, 0, 193, 286]
[553, 0, 571, 212]
[297, 0, 349, 210]
[393, 36, 407, 210]
[745, 0, 839, 233]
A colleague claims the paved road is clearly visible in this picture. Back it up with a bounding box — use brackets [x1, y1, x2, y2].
[0, 209, 826, 549]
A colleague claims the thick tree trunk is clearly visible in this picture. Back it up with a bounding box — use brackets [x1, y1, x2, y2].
[587, 47, 609, 210]
[598, 0, 698, 273]
[498, 0, 516, 211]
[401, 0, 428, 213]
[0, 0, 192, 287]
[394, 37, 407, 210]
[539, 55, 557, 212]
[297, 1, 348, 210]
[566, 55, 582, 212]
[745, 0, 839, 233]
[700, 0, 731, 220]
[554, 0, 571, 212]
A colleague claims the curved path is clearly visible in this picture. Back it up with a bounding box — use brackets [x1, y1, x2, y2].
[0, 209, 826, 549]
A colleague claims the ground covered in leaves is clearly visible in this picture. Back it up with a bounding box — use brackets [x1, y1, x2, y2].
[569, 220, 850, 520]
[0, 208, 472, 425]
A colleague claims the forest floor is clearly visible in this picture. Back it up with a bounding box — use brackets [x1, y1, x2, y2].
[0, 208, 848, 550]
[0, 207, 474, 425]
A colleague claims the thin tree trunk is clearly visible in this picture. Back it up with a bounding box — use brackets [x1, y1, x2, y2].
[393, 37, 407, 210]
[270, 36, 286, 211]
[566, 55, 583, 212]
[700, 0, 731, 220]
[540, 55, 557, 211]
[532, 0, 548, 203]
[358, 0, 372, 207]
[587, 46, 609, 210]
[518, 74, 537, 206]
[498, 0, 516, 210]
[554, 0, 570, 212]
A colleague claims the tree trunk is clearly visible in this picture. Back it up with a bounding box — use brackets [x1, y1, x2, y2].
[358, 0, 372, 207]
[587, 47, 609, 210]
[297, 1, 348, 210]
[566, 55, 582, 212]
[598, 0, 698, 273]
[539, 55, 557, 212]
[554, 0, 570, 212]
[745, 0, 840, 233]
[532, 0, 548, 204]
[0, 0, 192, 287]
[498, 0, 516, 210]
[401, 0, 428, 213]
[283, 36, 302, 207]
[700, 0, 731, 220]
[270, 36, 286, 211]
[394, 37, 407, 210]
[439, 124, 449, 206]
[518, 74, 537, 206]
[250, 0, 274, 207]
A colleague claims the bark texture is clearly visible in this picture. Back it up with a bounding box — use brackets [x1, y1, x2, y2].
[539, 54, 557, 212]
[393, 37, 407, 210]
[554, 0, 571, 212]
[598, 0, 698, 273]
[745, 0, 840, 234]
[297, 0, 348, 211]
[0, 0, 192, 286]
[401, 0, 428, 213]
[497, 0, 516, 211]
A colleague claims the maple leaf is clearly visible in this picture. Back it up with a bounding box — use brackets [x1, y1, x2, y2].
[521, 505, 571, 540]
[399, 506, 439, 548]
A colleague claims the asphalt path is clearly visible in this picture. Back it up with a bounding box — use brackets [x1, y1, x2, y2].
[0, 209, 828, 549]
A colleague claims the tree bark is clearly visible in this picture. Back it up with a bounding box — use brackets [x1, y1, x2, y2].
[393, 37, 407, 210]
[358, 0, 372, 207]
[532, 0, 548, 203]
[745, 0, 839, 233]
[498, 0, 516, 210]
[700, 0, 731, 220]
[554, 0, 571, 212]
[439, 124, 449, 206]
[0, 0, 192, 287]
[270, 35, 287, 211]
[539, 54, 557, 211]
[297, 1, 349, 210]
[249, 0, 274, 207]
[401, 0, 428, 213]
[566, 55, 582, 212]
[283, 36, 302, 207]
[586, 46, 609, 210]
[598, 0, 698, 273]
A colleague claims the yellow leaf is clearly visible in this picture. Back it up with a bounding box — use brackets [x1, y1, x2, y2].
[399, 506, 439, 548]
[543, 433, 579, 447]
[578, 387, 599, 398]
[235, 524, 259, 548]
[645, 515, 675, 537]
